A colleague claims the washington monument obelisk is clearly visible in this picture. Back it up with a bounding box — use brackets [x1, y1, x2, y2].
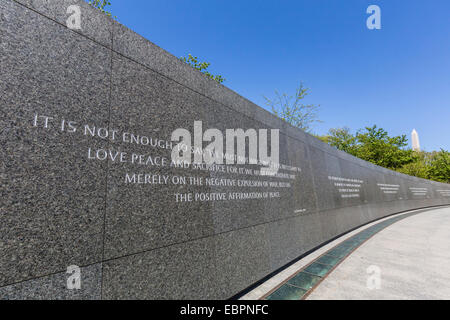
[412, 129, 421, 151]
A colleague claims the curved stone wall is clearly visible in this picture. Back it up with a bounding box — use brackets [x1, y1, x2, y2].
[1, 0, 449, 299]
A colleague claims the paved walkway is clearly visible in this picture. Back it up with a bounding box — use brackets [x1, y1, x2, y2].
[307, 207, 450, 300]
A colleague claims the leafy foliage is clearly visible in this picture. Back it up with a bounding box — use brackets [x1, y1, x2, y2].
[264, 83, 321, 133]
[181, 54, 225, 84]
[427, 150, 450, 183]
[324, 127, 358, 155]
[397, 151, 431, 179]
[354, 126, 414, 170]
[322, 126, 414, 169]
[87, 0, 114, 18]
[318, 126, 449, 183]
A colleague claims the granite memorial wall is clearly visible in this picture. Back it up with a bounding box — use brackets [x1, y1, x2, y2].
[1, 0, 449, 299]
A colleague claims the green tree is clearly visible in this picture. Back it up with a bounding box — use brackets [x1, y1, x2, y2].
[264, 83, 321, 132]
[355, 125, 414, 170]
[325, 127, 358, 155]
[181, 54, 225, 84]
[87, 0, 114, 17]
[321, 125, 450, 183]
[322, 125, 414, 170]
[428, 149, 450, 183]
[397, 151, 430, 179]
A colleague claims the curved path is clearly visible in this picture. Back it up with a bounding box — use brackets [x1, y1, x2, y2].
[307, 206, 450, 300]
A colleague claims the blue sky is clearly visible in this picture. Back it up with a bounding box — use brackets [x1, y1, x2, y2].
[107, 0, 450, 151]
